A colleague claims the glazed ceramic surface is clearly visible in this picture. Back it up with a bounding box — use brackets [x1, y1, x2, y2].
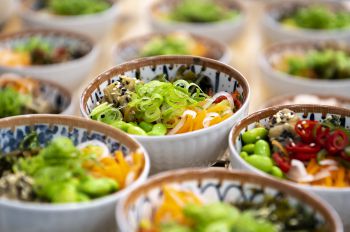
[229, 104, 350, 229]
[117, 168, 342, 232]
[19, 0, 119, 40]
[113, 32, 231, 64]
[81, 56, 250, 173]
[148, 0, 245, 43]
[0, 30, 98, 91]
[262, 0, 350, 43]
[259, 40, 350, 97]
[0, 115, 150, 232]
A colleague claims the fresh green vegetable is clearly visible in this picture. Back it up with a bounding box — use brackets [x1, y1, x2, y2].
[245, 155, 273, 173]
[0, 87, 28, 118]
[170, 0, 238, 23]
[281, 5, 350, 30]
[141, 35, 190, 57]
[47, 0, 110, 16]
[242, 127, 268, 144]
[254, 140, 271, 157]
[147, 123, 167, 136]
[240, 151, 249, 160]
[242, 144, 255, 154]
[271, 166, 283, 178]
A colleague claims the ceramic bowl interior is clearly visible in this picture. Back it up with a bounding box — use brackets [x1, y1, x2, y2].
[117, 168, 341, 232]
[114, 32, 230, 63]
[150, 0, 242, 25]
[0, 115, 149, 202]
[81, 56, 249, 122]
[265, 0, 347, 33]
[0, 29, 93, 67]
[230, 104, 350, 188]
[0, 74, 72, 114]
[262, 40, 350, 83]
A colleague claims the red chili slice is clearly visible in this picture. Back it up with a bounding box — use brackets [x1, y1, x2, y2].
[291, 152, 317, 161]
[340, 151, 350, 162]
[315, 125, 330, 146]
[285, 142, 321, 153]
[326, 130, 349, 154]
[295, 120, 318, 143]
[213, 95, 227, 104]
[272, 152, 291, 173]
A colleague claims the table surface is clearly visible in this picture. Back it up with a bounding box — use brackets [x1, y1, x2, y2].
[2, 0, 271, 115]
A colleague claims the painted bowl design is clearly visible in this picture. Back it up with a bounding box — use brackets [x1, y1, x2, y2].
[0, 115, 150, 232]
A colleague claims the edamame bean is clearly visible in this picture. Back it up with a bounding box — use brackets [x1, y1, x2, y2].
[79, 177, 119, 197]
[148, 123, 167, 136]
[52, 184, 80, 203]
[242, 127, 268, 144]
[245, 155, 273, 173]
[139, 121, 154, 132]
[127, 125, 147, 136]
[254, 140, 271, 157]
[110, 121, 129, 132]
[242, 144, 255, 154]
[240, 151, 249, 160]
[271, 166, 283, 178]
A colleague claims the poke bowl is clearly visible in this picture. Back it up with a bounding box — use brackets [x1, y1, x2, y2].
[0, 29, 98, 91]
[0, 73, 74, 117]
[80, 55, 250, 173]
[229, 104, 350, 229]
[147, 0, 245, 43]
[117, 168, 342, 232]
[262, 0, 350, 43]
[113, 31, 231, 64]
[0, 114, 150, 232]
[259, 40, 350, 97]
[18, 0, 119, 40]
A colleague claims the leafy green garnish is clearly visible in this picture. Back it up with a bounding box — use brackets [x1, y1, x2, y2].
[170, 0, 238, 23]
[48, 0, 111, 16]
[141, 36, 190, 57]
[0, 87, 29, 118]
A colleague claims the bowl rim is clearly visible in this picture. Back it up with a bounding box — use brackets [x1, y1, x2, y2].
[113, 31, 231, 62]
[264, 0, 350, 35]
[229, 104, 350, 193]
[80, 55, 250, 139]
[259, 40, 350, 85]
[0, 114, 150, 211]
[19, 0, 119, 19]
[116, 167, 343, 232]
[148, 0, 245, 27]
[0, 29, 97, 69]
[0, 73, 73, 114]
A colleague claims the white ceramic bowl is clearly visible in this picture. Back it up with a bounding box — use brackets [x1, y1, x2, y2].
[0, 0, 16, 27]
[113, 32, 231, 64]
[259, 40, 350, 97]
[80, 56, 250, 173]
[147, 0, 245, 43]
[18, 0, 119, 40]
[117, 168, 343, 232]
[0, 29, 98, 92]
[0, 73, 74, 115]
[262, 0, 350, 43]
[0, 115, 150, 232]
[229, 104, 350, 229]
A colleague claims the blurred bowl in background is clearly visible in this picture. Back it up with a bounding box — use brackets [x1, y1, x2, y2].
[113, 31, 231, 64]
[0, 29, 98, 92]
[262, 0, 350, 43]
[259, 40, 350, 97]
[147, 0, 245, 43]
[18, 0, 119, 40]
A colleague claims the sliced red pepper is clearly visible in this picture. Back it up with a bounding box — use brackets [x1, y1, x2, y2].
[340, 151, 350, 162]
[291, 152, 317, 161]
[326, 130, 349, 154]
[295, 120, 318, 143]
[314, 125, 330, 146]
[285, 142, 321, 153]
[213, 95, 227, 104]
[272, 152, 291, 173]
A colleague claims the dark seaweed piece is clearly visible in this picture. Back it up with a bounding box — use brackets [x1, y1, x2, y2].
[152, 74, 169, 83]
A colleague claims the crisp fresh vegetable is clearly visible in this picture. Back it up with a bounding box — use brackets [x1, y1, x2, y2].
[0, 134, 144, 203]
[138, 186, 326, 232]
[38, 0, 111, 16]
[0, 75, 56, 118]
[140, 33, 207, 57]
[0, 37, 86, 66]
[281, 5, 350, 30]
[90, 68, 243, 136]
[241, 109, 350, 188]
[169, 0, 238, 23]
[274, 49, 350, 80]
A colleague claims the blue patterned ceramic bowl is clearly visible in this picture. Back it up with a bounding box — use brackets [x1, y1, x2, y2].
[0, 29, 98, 91]
[262, 0, 350, 43]
[0, 73, 73, 115]
[229, 104, 350, 229]
[116, 168, 342, 232]
[80, 56, 250, 173]
[0, 115, 150, 232]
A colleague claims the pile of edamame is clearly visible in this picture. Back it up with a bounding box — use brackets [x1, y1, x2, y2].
[111, 121, 167, 136]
